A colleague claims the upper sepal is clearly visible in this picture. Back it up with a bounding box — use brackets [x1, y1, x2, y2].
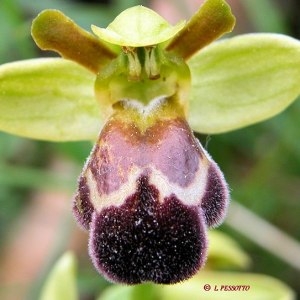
[91, 6, 186, 47]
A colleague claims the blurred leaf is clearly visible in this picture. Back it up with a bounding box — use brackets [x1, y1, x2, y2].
[0, 163, 76, 190]
[0, 184, 28, 242]
[98, 285, 134, 300]
[243, 0, 288, 33]
[188, 33, 300, 134]
[40, 252, 78, 300]
[0, 132, 27, 158]
[15, 0, 143, 30]
[51, 141, 92, 163]
[98, 284, 159, 300]
[0, 0, 35, 62]
[0, 58, 101, 141]
[207, 230, 251, 269]
[268, 98, 300, 161]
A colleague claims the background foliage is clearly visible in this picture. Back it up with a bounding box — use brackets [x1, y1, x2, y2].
[0, 0, 299, 299]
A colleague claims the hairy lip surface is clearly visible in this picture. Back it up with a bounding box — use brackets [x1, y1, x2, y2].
[73, 104, 229, 284]
[89, 175, 207, 284]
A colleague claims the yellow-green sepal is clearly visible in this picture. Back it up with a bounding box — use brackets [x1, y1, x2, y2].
[188, 33, 300, 134]
[0, 58, 101, 141]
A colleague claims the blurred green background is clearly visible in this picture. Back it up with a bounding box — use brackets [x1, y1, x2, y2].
[0, 0, 299, 299]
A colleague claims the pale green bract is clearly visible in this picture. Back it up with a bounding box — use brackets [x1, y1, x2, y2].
[207, 231, 251, 269]
[188, 33, 300, 134]
[91, 6, 186, 47]
[39, 252, 78, 300]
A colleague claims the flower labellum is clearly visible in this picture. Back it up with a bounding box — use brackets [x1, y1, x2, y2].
[73, 96, 229, 284]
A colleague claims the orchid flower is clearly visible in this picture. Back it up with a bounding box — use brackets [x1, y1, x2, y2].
[0, 0, 299, 285]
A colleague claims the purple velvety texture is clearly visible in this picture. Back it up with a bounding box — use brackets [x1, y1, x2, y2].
[89, 175, 207, 284]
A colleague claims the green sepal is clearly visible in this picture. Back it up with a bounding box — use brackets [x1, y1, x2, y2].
[31, 9, 117, 74]
[188, 33, 300, 134]
[91, 6, 186, 47]
[166, 0, 236, 60]
[0, 58, 101, 141]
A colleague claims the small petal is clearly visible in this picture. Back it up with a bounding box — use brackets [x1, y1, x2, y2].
[166, 0, 235, 60]
[31, 9, 117, 74]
